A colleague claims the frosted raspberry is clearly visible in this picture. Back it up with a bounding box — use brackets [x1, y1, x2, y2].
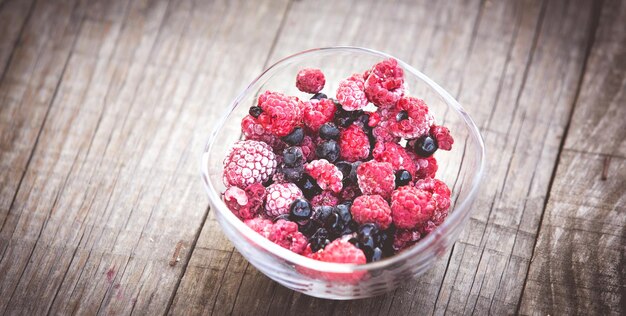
[338, 124, 370, 162]
[269, 219, 308, 254]
[311, 191, 339, 207]
[265, 183, 303, 217]
[223, 183, 267, 220]
[256, 91, 303, 137]
[351, 195, 393, 229]
[300, 135, 316, 161]
[386, 96, 434, 139]
[393, 228, 422, 252]
[296, 68, 325, 93]
[303, 99, 336, 131]
[368, 111, 382, 127]
[372, 110, 400, 143]
[241, 115, 286, 153]
[244, 217, 274, 237]
[415, 178, 451, 225]
[408, 152, 438, 179]
[307, 239, 366, 264]
[372, 142, 416, 176]
[391, 186, 436, 229]
[430, 125, 454, 150]
[223, 140, 277, 188]
[336, 74, 368, 111]
[364, 58, 405, 107]
[356, 161, 395, 199]
[304, 159, 344, 193]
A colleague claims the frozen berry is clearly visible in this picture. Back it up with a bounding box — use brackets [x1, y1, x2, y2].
[304, 159, 343, 193]
[269, 220, 308, 254]
[430, 125, 454, 150]
[370, 247, 383, 262]
[319, 123, 340, 140]
[311, 92, 327, 100]
[336, 73, 368, 111]
[222, 140, 277, 189]
[300, 135, 316, 161]
[351, 195, 392, 229]
[245, 217, 273, 237]
[309, 228, 330, 252]
[356, 161, 395, 199]
[391, 186, 436, 229]
[395, 110, 408, 121]
[415, 178, 451, 225]
[338, 124, 370, 162]
[333, 105, 363, 127]
[296, 174, 322, 199]
[265, 182, 304, 217]
[393, 228, 422, 252]
[282, 127, 304, 146]
[311, 205, 334, 226]
[386, 96, 433, 139]
[409, 153, 438, 179]
[395, 169, 412, 187]
[256, 91, 303, 137]
[308, 239, 366, 265]
[414, 135, 438, 157]
[290, 198, 313, 222]
[310, 191, 339, 207]
[325, 210, 345, 238]
[282, 146, 304, 167]
[372, 142, 417, 177]
[364, 58, 405, 108]
[303, 99, 336, 132]
[241, 115, 286, 153]
[296, 68, 325, 94]
[315, 140, 340, 163]
[249, 106, 263, 118]
[224, 185, 265, 220]
[334, 161, 353, 180]
[278, 164, 303, 182]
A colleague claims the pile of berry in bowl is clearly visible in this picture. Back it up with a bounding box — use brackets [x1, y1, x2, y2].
[201, 47, 485, 299]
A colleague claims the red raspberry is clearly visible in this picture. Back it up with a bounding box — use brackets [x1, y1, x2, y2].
[256, 91, 303, 137]
[304, 159, 343, 193]
[368, 111, 381, 127]
[408, 152, 438, 179]
[307, 239, 366, 264]
[415, 178, 451, 225]
[392, 228, 422, 252]
[303, 99, 336, 132]
[356, 161, 395, 199]
[265, 183, 303, 217]
[351, 195, 393, 229]
[364, 58, 405, 107]
[372, 110, 400, 143]
[391, 186, 436, 229]
[244, 217, 274, 237]
[269, 219, 308, 254]
[338, 124, 370, 162]
[300, 135, 316, 161]
[311, 191, 339, 207]
[336, 74, 368, 111]
[387, 96, 433, 139]
[223, 183, 267, 220]
[430, 125, 454, 150]
[223, 140, 277, 188]
[296, 68, 325, 94]
[372, 142, 416, 176]
[241, 115, 286, 153]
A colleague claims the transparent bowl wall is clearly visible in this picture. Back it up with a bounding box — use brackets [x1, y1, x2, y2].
[201, 47, 485, 299]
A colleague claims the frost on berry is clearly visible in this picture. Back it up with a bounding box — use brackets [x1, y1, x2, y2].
[351, 195, 393, 229]
[338, 124, 370, 162]
[356, 160, 395, 199]
[390, 186, 436, 229]
[386, 96, 434, 139]
[256, 91, 304, 137]
[430, 125, 454, 150]
[304, 159, 344, 193]
[304, 99, 336, 132]
[265, 182, 303, 217]
[372, 142, 416, 176]
[336, 74, 369, 111]
[296, 68, 326, 94]
[223, 140, 277, 188]
[269, 219, 308, 254]
[364, 58, 405, 108]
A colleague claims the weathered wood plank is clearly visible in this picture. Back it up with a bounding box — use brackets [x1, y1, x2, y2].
[0, 0, 35, 80]
[520, 0, 626, 314]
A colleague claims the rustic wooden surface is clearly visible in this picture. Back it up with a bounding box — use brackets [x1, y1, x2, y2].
[0, 0, 623, 315]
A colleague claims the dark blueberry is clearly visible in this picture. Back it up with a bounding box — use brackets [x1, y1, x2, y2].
[280, 165, 304, 182]
[311, 205, 334, 225]
[282, 127, 304, 146]
[349, 161, 361, 183]
[356, 236, 376, 259]
[310, 92, 327, 100]
[299, 220, 319, 236]
[333, 105, 363, 128]
[357, 113, 371, 127]
[348, 237, 359, 245]
[315, 140, 340, 162]
[342, 220, 358, 235]
[370, 247, 384, 262]
[335, 161, 352, 180]
[296, 174, 322, 199]
[358, 223, 380, 240]
[395, 169, 412, 187]
[319, 123, 340, 140]
[289, 198, 312, 222]
[335, 202, 353, 223]
[325, 211, 345, 237]
[395, 110, 409, 121]
[309, 228, 330, 252]
[282, 147, 304, 167]
[273, 214, 290, 222]
[249, 106, 263, 118]
[414, 135, 438, 157]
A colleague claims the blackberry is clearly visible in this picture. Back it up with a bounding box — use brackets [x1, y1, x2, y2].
[319, 123, 340, 140]
[310, 92, 327, 100]
[282, 127, 304, 146]
[414, 135, 438, 157]
[315, 140, 340, 162]
[395, 169, 412, 187]
[249, 106, 263, 118]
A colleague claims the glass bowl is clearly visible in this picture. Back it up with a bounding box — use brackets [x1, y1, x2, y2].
[201, 47, 485, 299]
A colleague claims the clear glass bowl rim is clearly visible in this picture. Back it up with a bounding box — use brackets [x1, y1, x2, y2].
[201, 46, 486, 273]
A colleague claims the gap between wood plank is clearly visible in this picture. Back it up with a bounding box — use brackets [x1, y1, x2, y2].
[514, 0, 605, 313]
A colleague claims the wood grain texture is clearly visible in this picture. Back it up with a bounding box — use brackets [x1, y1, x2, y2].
[520, 0, 626, 314]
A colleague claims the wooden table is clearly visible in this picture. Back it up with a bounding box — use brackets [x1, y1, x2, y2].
[0, 0, 624, 314]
